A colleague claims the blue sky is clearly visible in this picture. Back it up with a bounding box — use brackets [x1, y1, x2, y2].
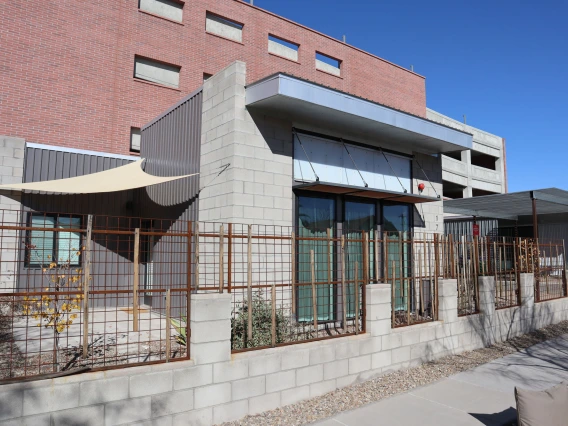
[255, 0, 568, 192]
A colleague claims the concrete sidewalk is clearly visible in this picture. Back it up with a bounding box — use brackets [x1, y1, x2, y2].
[314, 334, 568, 426]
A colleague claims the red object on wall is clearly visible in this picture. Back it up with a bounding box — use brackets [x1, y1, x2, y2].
[473, 224, 480, 236]
[417, 183, 425, 192]
[0, 1, 427, 155]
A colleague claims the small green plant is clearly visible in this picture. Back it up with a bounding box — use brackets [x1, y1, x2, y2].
[231, 290, 291, 350]
[170, 317, 187, 346]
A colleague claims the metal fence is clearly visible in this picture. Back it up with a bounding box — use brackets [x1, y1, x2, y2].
[2, 208, 566, 381]
[0, 211, 190, 382]
[384, 232, 439, 327]
[225, 225, 366, 352]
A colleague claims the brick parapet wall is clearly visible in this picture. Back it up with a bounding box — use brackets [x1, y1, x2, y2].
[0, 0, 425, 156]
[3, 274, 568, 425]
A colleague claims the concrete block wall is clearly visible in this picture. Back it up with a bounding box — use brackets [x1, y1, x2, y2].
[198, 61, 293, 227]
[5, 273, 568, 425]
[0, 136, 24, 291]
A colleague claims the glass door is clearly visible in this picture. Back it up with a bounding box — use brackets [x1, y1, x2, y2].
[344, 200, 376, 317]
[383, 204, 411, 312]
[297, 195, 335, 322]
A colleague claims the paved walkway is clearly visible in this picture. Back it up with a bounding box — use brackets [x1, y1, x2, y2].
[314, 334, 568, 426]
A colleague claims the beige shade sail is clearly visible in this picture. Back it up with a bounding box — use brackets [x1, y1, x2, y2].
[0, 159, 198, 194]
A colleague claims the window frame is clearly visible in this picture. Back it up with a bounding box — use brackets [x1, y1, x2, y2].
[25, 213, 83, 268]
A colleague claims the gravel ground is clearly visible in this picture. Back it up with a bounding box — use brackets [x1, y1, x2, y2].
[219, 320, 568, 426]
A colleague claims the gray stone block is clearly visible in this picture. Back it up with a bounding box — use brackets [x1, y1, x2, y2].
[248, 392, 280, 416]
[0, 414, 50, 426]
[309, 379, 336, 398]
[232, 376, 265, 400]
[266, 370, 295, 393]
[348, 354, 371, 374]
[323, 359, 349, 380]
[212, 399, 248, 424]
[248, 353, 281, 376]
[281, 348, 309, 370]
[130, 370, 173, 397]
[296, 365, 324, 386]
[50, 405, 104, 426]
[309, 344, 335, 365]
[105, 397, 151, 425]
[79, 377, 128, 406]
[22, 383, 79, 416]
[173, 365, 213, 390]
[194, 383, 231, 409]
[151, 389, 193, 418]
[0, 388, 22, 420]
[281, 385, 310, 406]
[213, 358, 249, 383]
[172, 408, 212, 426]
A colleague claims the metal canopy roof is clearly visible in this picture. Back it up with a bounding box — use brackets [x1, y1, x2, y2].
[294, 181, 439, 204]
[246, 74, 473, 155]
[443, 188, 568, 220]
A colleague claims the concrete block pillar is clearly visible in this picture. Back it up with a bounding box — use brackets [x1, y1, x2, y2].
[438, 279, 458, 323]
[0, 136, 25, 292]
[366, 284, 392, 337]
[519, 273, 535, 332]
[478, 276, 496, 343]
[190, 293, 232, 365]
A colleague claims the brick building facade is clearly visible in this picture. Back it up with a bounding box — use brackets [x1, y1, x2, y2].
[1, 0, 426, 156]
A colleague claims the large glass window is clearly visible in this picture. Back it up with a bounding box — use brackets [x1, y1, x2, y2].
[344, 200, 376, 316]
[28, 215, 81, 266]
[297, 195, 335, 322]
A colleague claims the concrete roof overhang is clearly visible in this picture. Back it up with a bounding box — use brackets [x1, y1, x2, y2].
[245, 74, 473, 155]
[443, 188, 568, 220]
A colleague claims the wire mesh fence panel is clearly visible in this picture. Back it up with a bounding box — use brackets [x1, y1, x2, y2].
[0, 210, 190, 382]
[230, 227, 365, 352]
[533, 240, 567, 302]
[385, 232, 438, 328]
[446, 236, 479, 316]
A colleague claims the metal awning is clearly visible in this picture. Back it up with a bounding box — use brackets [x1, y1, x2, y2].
[295, 181, 439, 204]
[0, 159, 198, 194]
[444, 188, 568, 220]
[246, 74, 473, 154]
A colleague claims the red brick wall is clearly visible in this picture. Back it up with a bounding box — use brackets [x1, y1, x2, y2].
[0, 0, 426, 155]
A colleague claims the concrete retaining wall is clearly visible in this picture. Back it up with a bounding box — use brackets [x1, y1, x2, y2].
[2, 274, 568, 425]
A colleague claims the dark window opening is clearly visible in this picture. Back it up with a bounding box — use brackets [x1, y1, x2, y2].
[471, 152, 497, 170]
[26, 214, 82, 267]
[472, 188, 500, 197]
[443, 151, 462, 161]
[442, 180, 466, 199]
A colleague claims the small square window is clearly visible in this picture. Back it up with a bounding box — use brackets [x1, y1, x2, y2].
[206, 12, 243, 43]
[316, 52, 341, 76]
[139, 0, 183, 22]
[268, 35, 299, 62]
[131, 127, 141, 152]
[27, 214, 82, 267]
[134, 56, 181, 88]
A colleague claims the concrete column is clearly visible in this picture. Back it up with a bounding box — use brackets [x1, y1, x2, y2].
[365, 284, 392, 337]
[478, 276, 496, 344]
[438, 279, 458, 323]
[190, 293, 232, 365]
[519, 273, 535, 332]
[461, 149, 473, 198]
[0, 136, 25, 292]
